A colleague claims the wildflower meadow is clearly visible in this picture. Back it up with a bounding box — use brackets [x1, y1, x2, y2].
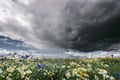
[0, 57, 119, 80]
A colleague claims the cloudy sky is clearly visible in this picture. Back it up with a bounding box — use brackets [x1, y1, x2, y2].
[0, 0, 120, 54]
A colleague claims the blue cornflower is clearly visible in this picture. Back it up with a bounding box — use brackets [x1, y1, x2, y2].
[37, 63, 44, 68]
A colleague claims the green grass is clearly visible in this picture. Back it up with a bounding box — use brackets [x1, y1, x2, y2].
[0, 58, 119, 80]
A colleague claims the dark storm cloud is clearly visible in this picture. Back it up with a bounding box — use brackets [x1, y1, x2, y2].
[59, 0, 120, 51]
[0, 0, 120, 52]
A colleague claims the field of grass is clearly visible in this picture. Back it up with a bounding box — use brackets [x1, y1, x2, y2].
[0, 58, 120, 80]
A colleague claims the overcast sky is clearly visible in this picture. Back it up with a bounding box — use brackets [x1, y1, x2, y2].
[0, 0, 120, 53]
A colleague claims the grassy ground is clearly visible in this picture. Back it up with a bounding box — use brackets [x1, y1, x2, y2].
[0, 58, 119, 80]
[101, 58, 120, 80]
